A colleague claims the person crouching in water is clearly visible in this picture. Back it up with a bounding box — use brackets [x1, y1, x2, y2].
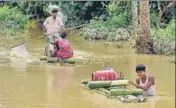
[54, 32, 73, 65]
[129, 64, 155, 96]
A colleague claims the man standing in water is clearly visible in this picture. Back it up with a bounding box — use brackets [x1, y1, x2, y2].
[129, 64, 155, 96]
[43, 8, 64, 56]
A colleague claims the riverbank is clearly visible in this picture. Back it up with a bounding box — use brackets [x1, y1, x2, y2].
[0, 6, 30, 47]
[0, 6, 40, 47]
[0, 21, 36, 47]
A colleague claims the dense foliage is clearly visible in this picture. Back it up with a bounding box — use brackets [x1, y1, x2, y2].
[58, 1, 110, 27]
[79, 1, 175, 55]
[0, 5, 29, 40]
[0, 5, 33, 46]
[3, 1, 174, 27]
[5, 1, 50, 19]
[0, 6, 29, 29]
[151, 19, 175, 55]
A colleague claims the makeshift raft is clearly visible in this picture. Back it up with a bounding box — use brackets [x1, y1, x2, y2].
[81, 80, 146, 103]
[87, 80, 129, 89]
[40, 55, 76, 64]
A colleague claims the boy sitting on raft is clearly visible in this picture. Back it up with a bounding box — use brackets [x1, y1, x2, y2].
[54, 32, 73, 65]
[129, 64, 155, 96]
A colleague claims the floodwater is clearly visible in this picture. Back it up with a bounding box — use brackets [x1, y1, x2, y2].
[0, 27, 175, 108]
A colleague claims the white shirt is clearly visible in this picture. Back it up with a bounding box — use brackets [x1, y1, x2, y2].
[139, 74, 155, 96]
[43, 16, 64, 36]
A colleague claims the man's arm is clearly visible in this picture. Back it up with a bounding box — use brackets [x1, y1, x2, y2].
[42, 25, 47, 34]
[130, 76, 155, 91]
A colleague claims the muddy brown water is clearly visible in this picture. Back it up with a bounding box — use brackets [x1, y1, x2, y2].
[0, 28, 175, 108]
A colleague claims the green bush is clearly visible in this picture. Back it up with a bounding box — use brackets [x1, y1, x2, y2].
[0, 6, 30, 44]
[106, 1, 131, 28]
[0, 6, 29, 29]
[150, 12, 158, 28]
[81, 1, 131, 40]
[59, 1, 109, 27]
[151, 19, 175, 55]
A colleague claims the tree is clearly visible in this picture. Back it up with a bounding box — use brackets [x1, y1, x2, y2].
[160, 1, 176, 24]
[5, 1, 50, 19]
[58, 1, 110, 27]
[136, 1, 154, 54]
[131, 1, 138, 37]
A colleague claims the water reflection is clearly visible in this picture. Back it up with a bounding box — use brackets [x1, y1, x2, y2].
[45, 66, 74, 107]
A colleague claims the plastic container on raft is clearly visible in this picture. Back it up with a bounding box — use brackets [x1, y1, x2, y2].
[92, 67, 119, 81]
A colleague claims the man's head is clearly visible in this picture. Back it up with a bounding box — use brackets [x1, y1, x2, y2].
[136, 64, 146, 79]
[51, 8, 58, 19]
[61, 32, 67, 39]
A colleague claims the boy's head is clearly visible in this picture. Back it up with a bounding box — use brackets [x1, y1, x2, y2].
[61, 32, 67, 39]
[136, 64, 146, 79]
[51, 8, 58, 19]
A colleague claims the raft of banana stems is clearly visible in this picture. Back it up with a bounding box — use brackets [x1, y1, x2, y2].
[80, 80, 146, 103]
[40, 55, 76, 64]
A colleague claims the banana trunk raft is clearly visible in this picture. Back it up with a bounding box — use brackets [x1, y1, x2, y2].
[81, 80, 146, 103]
[40, 55, 76, 64]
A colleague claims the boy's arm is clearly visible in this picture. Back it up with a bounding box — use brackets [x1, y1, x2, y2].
[130, 76, 155, 91]
[136, 78, 140, 85]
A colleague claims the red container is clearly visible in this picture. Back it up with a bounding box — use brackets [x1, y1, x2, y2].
[92, 70, 117, 81]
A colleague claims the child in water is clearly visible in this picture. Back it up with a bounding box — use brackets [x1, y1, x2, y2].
[129, 64, 155, 96]
[54, 32, 73, 64]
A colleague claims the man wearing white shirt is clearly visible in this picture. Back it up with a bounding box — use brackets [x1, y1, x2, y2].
[43, 8, 64, 56]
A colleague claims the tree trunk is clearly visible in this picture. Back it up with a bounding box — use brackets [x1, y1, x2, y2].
[131, 1, 138, 38]
[157, 1, 161, 28]
[136, 1, 154, 54]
